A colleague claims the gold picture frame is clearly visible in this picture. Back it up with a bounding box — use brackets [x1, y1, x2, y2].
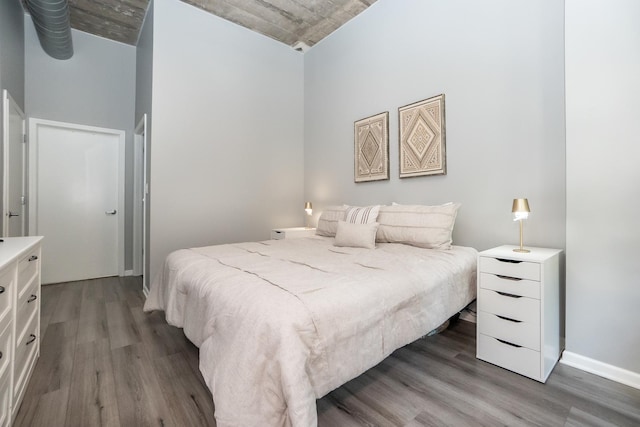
[354, 111, 389, 183]
[398, 94, 446, 178]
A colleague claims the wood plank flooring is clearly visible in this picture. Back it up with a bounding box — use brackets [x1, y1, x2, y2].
[14, 277, 640, 426]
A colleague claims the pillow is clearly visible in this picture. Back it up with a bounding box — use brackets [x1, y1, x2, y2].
[315, 205, 347, 237]
[334, 221, 379, 249]
[344, 205, 380, 224]
[376, 203, 460, 249]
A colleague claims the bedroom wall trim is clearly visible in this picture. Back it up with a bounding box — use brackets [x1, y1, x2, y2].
[561, 351, 640, 390]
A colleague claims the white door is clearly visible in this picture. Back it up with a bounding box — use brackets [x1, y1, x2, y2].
[2, 90, 26, 237]
[133, 114, 148, 292]
[30, 119, 125, 284]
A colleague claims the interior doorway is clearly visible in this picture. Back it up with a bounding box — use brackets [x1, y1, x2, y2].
[29, 118, 125, 284]
[2, 90, 26, 237]
[133, 114, 148, 294]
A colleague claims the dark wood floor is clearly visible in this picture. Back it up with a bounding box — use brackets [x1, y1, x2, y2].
[14, 277, 640, 426]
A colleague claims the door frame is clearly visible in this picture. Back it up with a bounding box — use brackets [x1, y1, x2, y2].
[28, 118, 126, 277]
[2, 90, 26, 237]
[133, 114, 147, 290]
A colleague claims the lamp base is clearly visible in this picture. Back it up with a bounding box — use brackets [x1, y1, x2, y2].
[513, 248, 530, 253]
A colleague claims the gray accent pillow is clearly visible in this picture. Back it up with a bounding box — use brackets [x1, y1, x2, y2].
[315, 205, 347, 237]
[334, 221, 379, 249]
[376, 203, 460, 249]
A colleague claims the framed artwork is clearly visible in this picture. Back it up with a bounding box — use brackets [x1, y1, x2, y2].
[398, 94, 446, 178]
[354, 111, 389, 183]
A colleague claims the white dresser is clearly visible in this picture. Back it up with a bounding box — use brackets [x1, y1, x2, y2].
[0, 236, 43, 426]
[271, 227, 316, 240]
[476, 245, 562, 382]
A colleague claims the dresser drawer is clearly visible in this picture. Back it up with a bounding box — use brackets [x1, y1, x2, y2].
[15, 278, 39, 341]
[0, 267, 13, 324]
[17, 248, 39, 292]
[478, 311, 540, 351]
[479, 272, 540, 299]
[478, 289, 540, 323]
[0, 322, 11, 378]
[13, 311, 38, 401]
[0, 367, 10, 427]
[477, 333, 540, 380]
[479, 257, 540, 281]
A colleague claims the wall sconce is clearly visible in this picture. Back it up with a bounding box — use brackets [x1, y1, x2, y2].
[304, 202, 312, 229]
[512, 198, 530, 253]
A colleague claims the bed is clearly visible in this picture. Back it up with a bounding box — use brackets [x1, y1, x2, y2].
[144, 204, 477, 427]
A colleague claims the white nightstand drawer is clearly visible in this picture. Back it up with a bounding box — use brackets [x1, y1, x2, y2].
[271, 227, 316, 240]
[479, 257, 540, 281]
[478, 311, 540, 351]
[477, 333, 540, 380]
[478, 289, 540, 323]
[479, 272, 540, 299]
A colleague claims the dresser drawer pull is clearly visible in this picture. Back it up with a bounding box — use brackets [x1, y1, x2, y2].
[28, 255, 38, 262]
[496, 258, 522, 264]
[496, 338, 522, 348]
[27, 294, 37, 303]
[496, 274, 522, 281]
[0, 286, 4, 294]
[496, 314, 522, 323]
[26, 334, 36, 345]
[495, 291, 522, 299]
[0, 351, 2, 359]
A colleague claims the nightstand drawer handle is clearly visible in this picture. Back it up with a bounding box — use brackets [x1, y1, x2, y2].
[496, 258, 522, 264]
[28, 294, 37, 303]
[496, 314, 522, 323]
[26, 334, 36, 345]
[28, 255, 38, 262]
[496, 338, 522, 348]
[496, 274, 522, 281]
[0, 286, 4, 294]
[495, 291, 522, 299]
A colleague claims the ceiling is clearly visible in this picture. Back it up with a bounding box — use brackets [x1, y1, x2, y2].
[35, 0, 377, 49]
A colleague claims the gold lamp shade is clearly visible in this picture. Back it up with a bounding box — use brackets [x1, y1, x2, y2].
[512, 198, 530, 214]
[512, 198, 530, 253]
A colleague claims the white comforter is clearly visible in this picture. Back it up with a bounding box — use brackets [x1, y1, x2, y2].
[144, 236, 477, 427]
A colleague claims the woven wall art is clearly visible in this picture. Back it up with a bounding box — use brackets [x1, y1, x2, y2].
[354, 111, 389, 183]
[398, 94, 446, 178]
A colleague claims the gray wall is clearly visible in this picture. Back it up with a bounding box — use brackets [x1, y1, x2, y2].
[25, 20, 137, 270]
[304, 0, 566, 255]
[565, 0, 640, 374]
[0, 0, 26, 234]
[148, 0, 304, 280]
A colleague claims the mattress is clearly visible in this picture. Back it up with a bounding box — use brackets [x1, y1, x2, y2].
[144, 236, 477, 427]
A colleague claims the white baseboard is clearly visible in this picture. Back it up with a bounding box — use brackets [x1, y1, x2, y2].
[124, 270, 133, 276]
[561, 351, 640, 390]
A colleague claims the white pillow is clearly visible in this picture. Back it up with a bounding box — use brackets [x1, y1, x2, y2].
[315, 205, 347, 237]
[334, 221, 379, 249]
[344, 205, 380, 224]
[376, 203, 460, 249]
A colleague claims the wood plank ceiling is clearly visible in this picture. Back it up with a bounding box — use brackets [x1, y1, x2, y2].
[55, 0, 377, 48]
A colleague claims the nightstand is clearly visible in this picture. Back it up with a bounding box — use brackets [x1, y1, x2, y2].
[271, 227, 316, 240]
[476, 245, 562, 382]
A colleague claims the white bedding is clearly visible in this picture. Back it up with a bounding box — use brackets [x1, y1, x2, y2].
[144, 236, 477, 427]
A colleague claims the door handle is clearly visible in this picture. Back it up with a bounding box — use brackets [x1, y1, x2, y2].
[7, 211, 19, 217]
[105, 210, 117, 215]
